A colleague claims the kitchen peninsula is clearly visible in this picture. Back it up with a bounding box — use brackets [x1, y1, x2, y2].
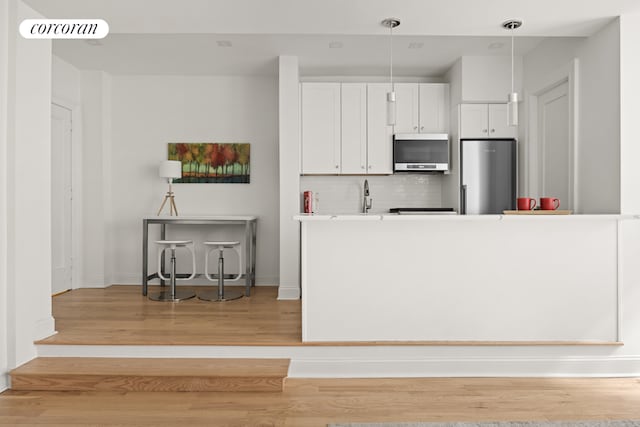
[296, 213, 638, 344]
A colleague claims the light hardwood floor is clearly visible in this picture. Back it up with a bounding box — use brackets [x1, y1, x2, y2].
[2, 378, 640, 426]
[38, 285, 302, 345]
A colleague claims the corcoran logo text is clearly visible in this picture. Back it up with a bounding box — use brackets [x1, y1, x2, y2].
[19, 19, 109, 39]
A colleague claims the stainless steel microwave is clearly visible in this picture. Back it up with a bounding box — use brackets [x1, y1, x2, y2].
[393, 133, 449, 172]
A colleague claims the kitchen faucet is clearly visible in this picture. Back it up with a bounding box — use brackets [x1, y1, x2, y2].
[362, 179, 372, 214]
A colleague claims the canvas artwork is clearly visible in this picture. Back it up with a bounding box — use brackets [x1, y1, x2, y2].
[168, 143, 250, 183]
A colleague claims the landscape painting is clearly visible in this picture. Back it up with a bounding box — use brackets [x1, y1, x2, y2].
[168, 143, 250, 183]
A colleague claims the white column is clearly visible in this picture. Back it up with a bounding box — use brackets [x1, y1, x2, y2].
[1, 0, 54, 390]
[0, 0, 10, 392]
[278, 56, 301, 299]
[80, 71, 112, 287]
[620, 13, 640, 214]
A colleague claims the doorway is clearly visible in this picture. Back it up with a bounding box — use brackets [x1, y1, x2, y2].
[538, 80, 570, 210]
[51, 103, 73, 295]
[526, 59, 578, 211]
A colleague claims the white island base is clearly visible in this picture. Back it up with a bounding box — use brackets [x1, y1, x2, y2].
[297, 214, 633, 344]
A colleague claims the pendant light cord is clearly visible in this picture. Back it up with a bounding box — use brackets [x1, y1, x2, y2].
[511, 30, 515, 93]
[390, 24, 394, 92]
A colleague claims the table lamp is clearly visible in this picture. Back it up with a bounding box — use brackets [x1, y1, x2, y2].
[157, 160, 182, 216]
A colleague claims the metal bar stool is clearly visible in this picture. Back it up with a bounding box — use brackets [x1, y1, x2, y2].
[149, 240, 196, 302]
[199, 241, 243, 302]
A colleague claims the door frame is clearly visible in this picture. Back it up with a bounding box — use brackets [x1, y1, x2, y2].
[52, 98, 83, 291]
[525, 58, 579, 211]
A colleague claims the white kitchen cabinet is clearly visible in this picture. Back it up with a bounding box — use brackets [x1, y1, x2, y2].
[301, 83, 341, 174]
[460, 103, 517, 139]
[394, 83, 450, 134]
[366, 83, 393, 174]
[419, 83, 450, 133]
[393, 83, 420, 133]
[301, 82, 393, 175]
[341, 83, 368, 174]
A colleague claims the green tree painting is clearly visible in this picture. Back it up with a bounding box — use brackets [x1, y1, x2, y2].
[168, 143, 250, 183]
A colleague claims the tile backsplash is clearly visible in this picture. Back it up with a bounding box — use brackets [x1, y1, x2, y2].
[300, 174, 443, 214]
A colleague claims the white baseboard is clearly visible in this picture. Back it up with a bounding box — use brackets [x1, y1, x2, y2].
[278, 286, 300, 300]
[0, 374, 8, 392]
[35, 344, 640, 378]
[288, 356, 640, 378]
[81, 275, 109, 288]
[33, 315, 56, 341]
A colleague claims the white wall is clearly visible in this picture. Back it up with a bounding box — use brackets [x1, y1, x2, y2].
[523, 20, 620, 213]
[108, 75, 279, 285]
[620, 13, 640, 214]
[0, 0, 10, 392]
[0, 0, 54, 389]
[52, 56, 80, 107]
[300, 175, 443, 214]
[576, 20, 620, 214]
[442, 59, 462, 212]
[80, 71, 112, 286]
[460, 56, 523, 103]
[278, 56, 301, 299]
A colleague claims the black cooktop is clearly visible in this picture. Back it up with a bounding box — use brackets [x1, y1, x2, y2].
[389, 207, 455, 213]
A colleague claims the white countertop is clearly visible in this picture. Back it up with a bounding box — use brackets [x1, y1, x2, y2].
[294, 213, 640, 221]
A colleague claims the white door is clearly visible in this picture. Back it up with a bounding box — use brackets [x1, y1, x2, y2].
[51, 103, 73, 294]
[419, 83, 449, 133]
[301, 83, 341, 174]
[488, 104, 518, 139]
[341, 83, 367, 174]
[393, 83, 419, 133]
[459, 104, 489, 138]
[538, 81, 571, 209]
[366, 83, 393, 174]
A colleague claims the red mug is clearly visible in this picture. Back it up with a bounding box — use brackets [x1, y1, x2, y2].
[517, 197, 536, 211]
[540, 197, 560, 210]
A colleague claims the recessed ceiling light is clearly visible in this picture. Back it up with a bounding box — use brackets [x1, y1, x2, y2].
[217, 40, 232, 47]
[85, 39, 102, 46]
[488, 42, 504, 50]
[408, 42, 424, 49]
[329, 41, 343, 49]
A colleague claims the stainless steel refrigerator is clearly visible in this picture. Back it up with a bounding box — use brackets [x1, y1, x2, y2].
[460, 139, 517, 214]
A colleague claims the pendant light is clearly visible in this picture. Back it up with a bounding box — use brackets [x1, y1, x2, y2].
[502, 19, 522, 127]
[381, 18, 400, 126]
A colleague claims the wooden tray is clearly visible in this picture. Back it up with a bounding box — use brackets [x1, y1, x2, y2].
[503, 210, 573, 215]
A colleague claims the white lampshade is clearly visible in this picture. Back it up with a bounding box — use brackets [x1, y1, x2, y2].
[159, 160, 182, 179]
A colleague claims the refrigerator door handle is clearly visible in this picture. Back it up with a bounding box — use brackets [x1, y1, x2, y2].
[461, 184, 467, 215]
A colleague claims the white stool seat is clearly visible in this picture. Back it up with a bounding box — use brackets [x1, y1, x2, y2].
[156, 240, 192, 246]
[149, 240, 196, 302]
[199, 240, 243, 302]
[203, 241, 240, 248]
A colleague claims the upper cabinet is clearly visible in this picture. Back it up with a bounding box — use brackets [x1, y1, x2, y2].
[300, 81, 449, 175]
[341, 83, 368, 174]
[301, 83, 341, 174]
[459, 103, 517, 139]
[366, 83, 393, 174]
[419, 83, 450, 133]
[394, 83, 450, 134]
[394, 83, 420, 133]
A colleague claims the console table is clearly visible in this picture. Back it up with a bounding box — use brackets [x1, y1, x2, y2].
[142, 216, 257, 296]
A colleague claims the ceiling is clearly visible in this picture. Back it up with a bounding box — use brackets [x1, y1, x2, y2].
[51, 34, 547, 77]
[24, 0, 638, 76]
